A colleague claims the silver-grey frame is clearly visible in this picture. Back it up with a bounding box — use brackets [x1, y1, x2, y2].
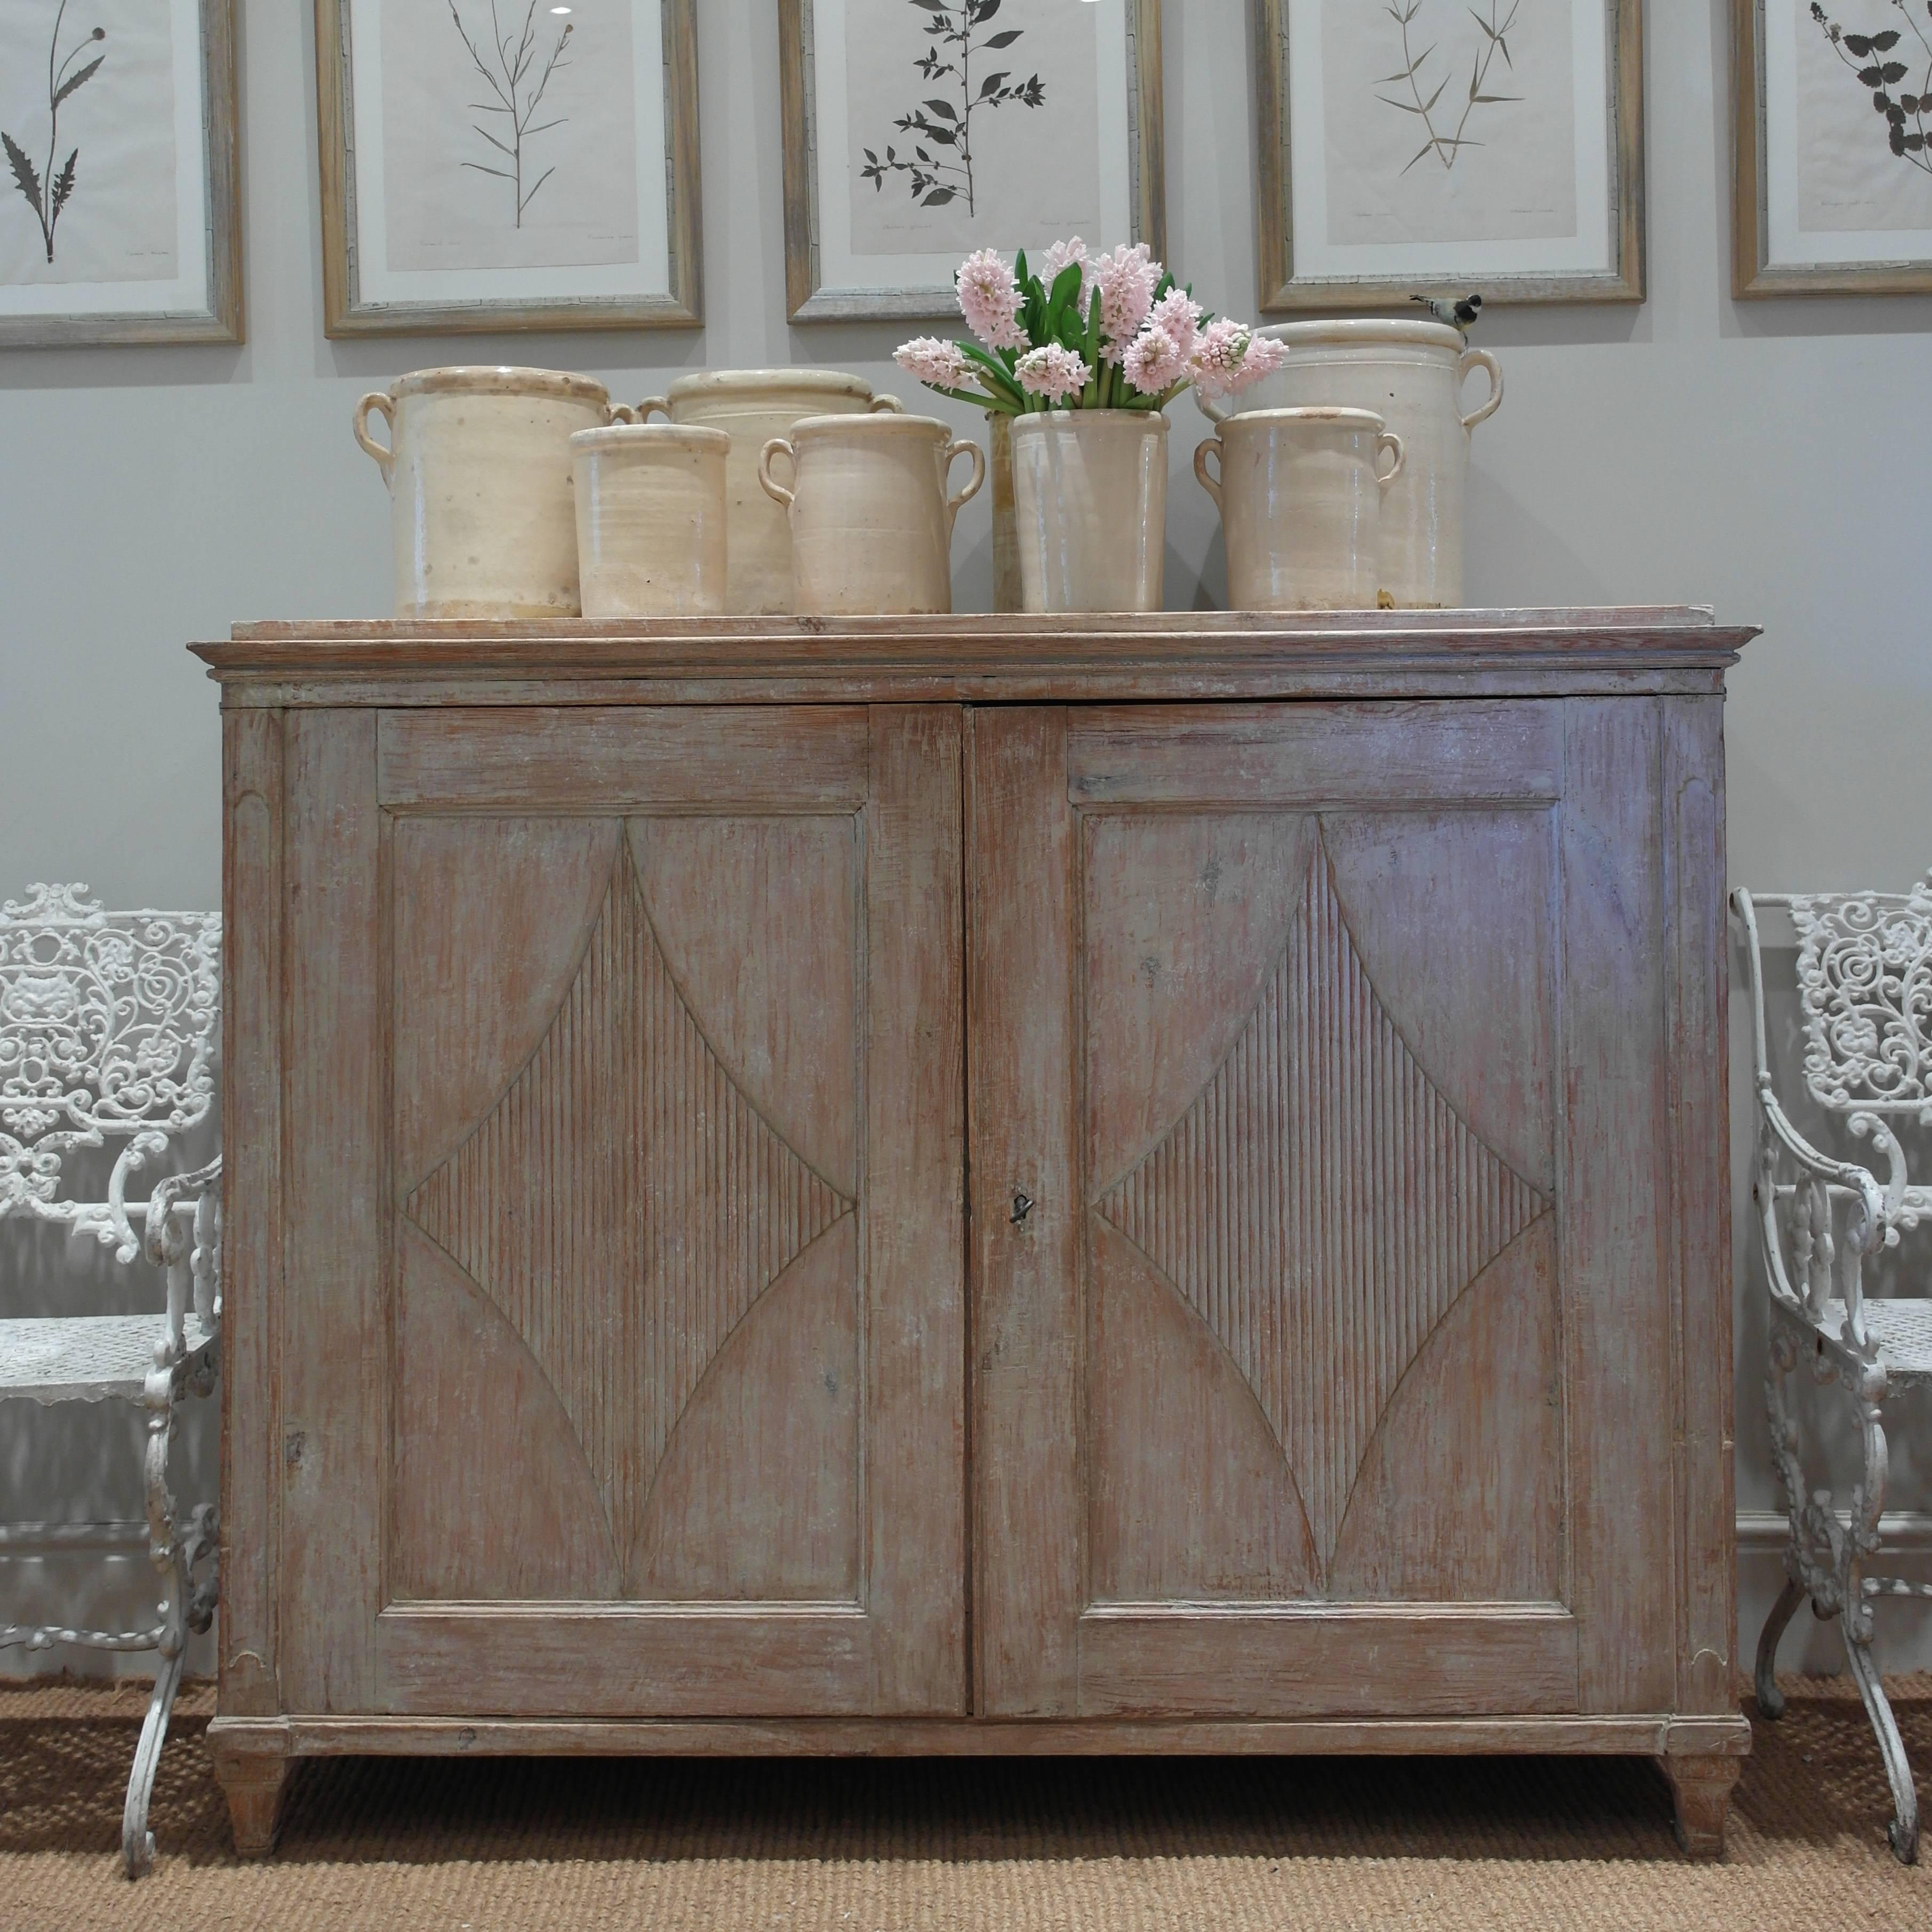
[315, 0, 703, 337]
[1254, 0, 1645, 312]
[0, 0, 243, 348]
[778, 0, 1166, 323]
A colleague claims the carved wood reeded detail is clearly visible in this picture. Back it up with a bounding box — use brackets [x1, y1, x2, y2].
[406, 841, 855, 1593]
[1096, 833, 1551, 1580]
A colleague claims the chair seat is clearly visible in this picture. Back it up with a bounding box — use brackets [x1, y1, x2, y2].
[1816, 1299, 1932, 1384]
[0, 1315, 217, 1404]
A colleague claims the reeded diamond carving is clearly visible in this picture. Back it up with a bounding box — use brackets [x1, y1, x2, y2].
[1097, 837, 1550, 1577]
[408, 846, 853, 1589]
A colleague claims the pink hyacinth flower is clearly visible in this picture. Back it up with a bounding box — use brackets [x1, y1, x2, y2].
[1122, 324, 1186, 398]
[956, 248, 1028, 352]
[895, 337, 972, 390]
[1015, 343, 1092, 404]
[1146, 288, 1204, 361]
[1090, 242, 1163, 357]
[1188, 318, 1283, 399]
[1040, 237, 1090, 291]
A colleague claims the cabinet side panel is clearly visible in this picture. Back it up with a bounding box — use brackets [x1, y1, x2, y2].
[1561, 698, 1674, 1712]
[866, 707, 968, 1714]
[279, 710, 384, 1715]
[219, 708, 284, 1717]
[1663, 695, 1735, 1715]
[968, 709, 1082, 1717]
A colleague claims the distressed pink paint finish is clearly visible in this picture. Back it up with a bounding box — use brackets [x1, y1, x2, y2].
[199, 614, 1749, 1863]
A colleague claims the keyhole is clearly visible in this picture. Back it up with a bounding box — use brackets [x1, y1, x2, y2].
[1011, 1192, 1035, 1225]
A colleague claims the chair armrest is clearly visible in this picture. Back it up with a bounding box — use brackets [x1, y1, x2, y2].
[142, 1159, 222, 1352]
[1754, 1083, 1887, 1247]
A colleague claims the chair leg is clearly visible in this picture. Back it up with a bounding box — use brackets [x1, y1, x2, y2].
[1758, 1327, 1813, 1722]
[122, 1645, 186, 1878]
[1842, 1602, 1921, 1864]
[1754, 1576, 1806, 1720]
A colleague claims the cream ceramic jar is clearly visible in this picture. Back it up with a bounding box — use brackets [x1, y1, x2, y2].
[569, 422, 730, 619]
[354, 366, 628, 619]
[1196, 407, 1405, 612]
[756, 413, 983, 617]
[636, 371, 905, 614]
[1195, 321, 1501, 608]
[1007, 410, 1169, 614]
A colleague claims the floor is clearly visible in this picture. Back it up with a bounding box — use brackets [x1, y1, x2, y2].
[0, 1676, 1926, 1930]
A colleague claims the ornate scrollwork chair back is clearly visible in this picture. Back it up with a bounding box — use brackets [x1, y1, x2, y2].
[0, 883, 222, 1876]
[1733, 878, 1932, 1865]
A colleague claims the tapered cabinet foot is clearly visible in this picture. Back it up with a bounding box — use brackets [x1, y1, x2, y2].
[207, 1722, 293, 1858]
[1660, 1752, 1741, 1860]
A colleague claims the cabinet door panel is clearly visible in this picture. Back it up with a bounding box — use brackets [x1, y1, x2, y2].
[282, 705, 964, 1719]
[971, 703, 1663, 1720]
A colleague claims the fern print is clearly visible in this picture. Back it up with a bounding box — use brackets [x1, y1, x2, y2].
[447, 0, 576, 227]
[859, 0, 1045, 214]
[2, 2, 107, 265]
[1811, 2, 1932, 179]
[1377, 0, 1522, 175]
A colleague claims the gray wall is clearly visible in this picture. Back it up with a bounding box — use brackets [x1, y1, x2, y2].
[3, 1, 1928, 1678]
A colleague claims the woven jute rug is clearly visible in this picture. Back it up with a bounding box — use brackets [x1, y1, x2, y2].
[0, 1677, 1926, 1930]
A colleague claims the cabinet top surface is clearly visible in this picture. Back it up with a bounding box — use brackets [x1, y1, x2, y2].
[193, 608, 1757, 707]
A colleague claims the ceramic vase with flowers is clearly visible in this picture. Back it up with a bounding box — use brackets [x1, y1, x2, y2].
[893, 241, 1286, 612]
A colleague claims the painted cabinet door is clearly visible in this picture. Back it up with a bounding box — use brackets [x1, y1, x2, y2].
[968, 701, 1693, 1721]
[276, 704, 965, 1718]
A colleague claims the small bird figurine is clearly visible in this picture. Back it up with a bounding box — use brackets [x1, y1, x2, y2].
[1411, 292, 1483, 335]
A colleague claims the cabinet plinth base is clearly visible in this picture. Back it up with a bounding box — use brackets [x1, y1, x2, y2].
[211, 1710, 1752, 1762]
[207, 1721, 294, 1858]
[1659, 1751, 1743, 1861]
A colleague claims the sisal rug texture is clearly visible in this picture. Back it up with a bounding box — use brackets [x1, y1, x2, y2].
[0, 1677, 1927, 1931]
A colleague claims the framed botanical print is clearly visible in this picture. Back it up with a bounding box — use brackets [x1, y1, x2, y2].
[1254, 0, 1645, 310]
[1734, 0, 1932, 294]
[315, 0, 702, 336]
[0, 0, 241, 347]
[777, 0, 1165, 322]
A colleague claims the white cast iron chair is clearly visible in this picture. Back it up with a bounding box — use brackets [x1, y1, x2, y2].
[1734, 879, 1932, 1864]
[0, 884, 222, 1876]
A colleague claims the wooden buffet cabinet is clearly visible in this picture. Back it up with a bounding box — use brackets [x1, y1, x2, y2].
[194, 609, 1755, 1857]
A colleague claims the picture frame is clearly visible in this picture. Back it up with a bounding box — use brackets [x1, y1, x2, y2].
[1733, 0, 1932, 296]
[0, 0, 242, 348]
[1253, 0, 1645, 312]
[315, 0, 702, 337]
[777, 0, 1165, 323]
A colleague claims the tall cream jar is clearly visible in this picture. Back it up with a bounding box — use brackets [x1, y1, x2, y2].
[756, 413, 983, 617]
[354, 366, 627, 619]
[1007, 409, 1169, 614]
[1195, 321, 1500, 608]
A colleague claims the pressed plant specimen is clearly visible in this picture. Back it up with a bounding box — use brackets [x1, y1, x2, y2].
[447, 0, 576, 227]
[1377, 0, 1523, 175]
[1811, 2, 1932, 179]
[2, 2, 107, 265]
[859, 0, 1046, 213]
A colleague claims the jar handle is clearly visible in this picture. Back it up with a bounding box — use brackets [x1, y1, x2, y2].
[1193, 436, 1224, 509]
[635, 396, 674, 423]
[1458, 348, 1504, 430]
[944, 438, 986, 525]
[1195, 386, 1233, 427]
[758, 437, 797, 509]
[353, 392, 396, 486]
[868, 394, 907, 414]
[1375, 430, 1406, 489]
[608, 403, 642, 425]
